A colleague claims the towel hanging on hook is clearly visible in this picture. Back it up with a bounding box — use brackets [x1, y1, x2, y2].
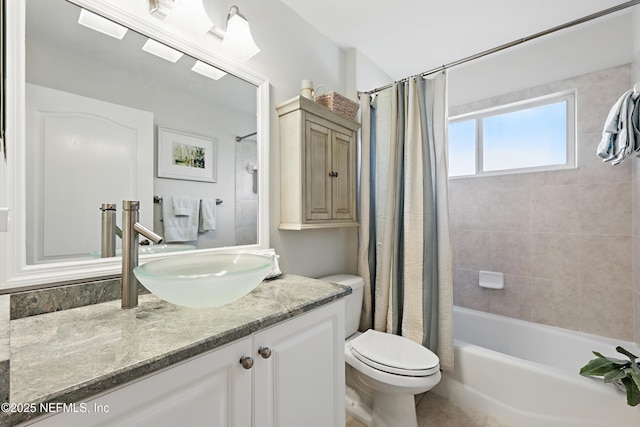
[596, 84, 640, 165]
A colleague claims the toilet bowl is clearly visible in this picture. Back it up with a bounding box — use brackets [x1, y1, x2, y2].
[320, 274, 441, 427]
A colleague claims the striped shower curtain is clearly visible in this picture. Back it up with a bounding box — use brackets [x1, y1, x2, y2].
[358, 73, 454, 371]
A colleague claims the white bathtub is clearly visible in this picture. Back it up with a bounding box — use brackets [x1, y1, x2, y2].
[432, 307, 640, 427]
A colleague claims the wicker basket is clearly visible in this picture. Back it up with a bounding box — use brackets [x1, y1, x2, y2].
[314, 91, 359, 121]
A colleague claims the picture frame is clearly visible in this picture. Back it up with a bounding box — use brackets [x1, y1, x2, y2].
[157, 126, 217, 182]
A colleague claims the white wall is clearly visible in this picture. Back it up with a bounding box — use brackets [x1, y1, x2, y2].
[223, 0, 360, 277]
[345, 48, 393, 100]
[448, 11, 633, 107]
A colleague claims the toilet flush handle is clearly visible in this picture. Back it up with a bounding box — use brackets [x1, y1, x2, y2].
[258, 346, 272, 359]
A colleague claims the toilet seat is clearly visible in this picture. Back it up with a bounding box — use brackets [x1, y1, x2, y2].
[348, 330, 439, 377]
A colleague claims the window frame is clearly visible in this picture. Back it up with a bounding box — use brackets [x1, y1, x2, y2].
[448, 90, 577, 178]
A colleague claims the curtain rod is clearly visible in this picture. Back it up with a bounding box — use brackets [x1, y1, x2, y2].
[361, 0, 640, 96]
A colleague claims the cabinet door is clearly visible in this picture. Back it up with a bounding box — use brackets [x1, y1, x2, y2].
[331, 129, 355, 220]
[28, 339, 252, 427]
[253, 301, 345, 427]
[305, 121, 332, 221]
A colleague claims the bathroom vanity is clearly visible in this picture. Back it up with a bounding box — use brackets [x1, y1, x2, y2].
[5, 275, 349, 427]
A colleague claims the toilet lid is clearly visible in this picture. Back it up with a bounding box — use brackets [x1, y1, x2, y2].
[350, 330, 440, 377]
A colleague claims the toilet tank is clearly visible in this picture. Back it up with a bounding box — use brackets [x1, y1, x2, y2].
[319, 274, 364, 338]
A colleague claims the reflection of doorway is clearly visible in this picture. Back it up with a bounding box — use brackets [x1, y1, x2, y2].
[235, 139, 258, 245]
[25, 84, 153, 263]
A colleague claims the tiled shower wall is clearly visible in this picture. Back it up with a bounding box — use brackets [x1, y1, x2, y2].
[449, 63, 635, 342]
[632, 5, 640, 348]
[235, 139, 258, 245]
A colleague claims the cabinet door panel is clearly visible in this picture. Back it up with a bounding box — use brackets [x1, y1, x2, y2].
[254, 301, 345, 427]
[332, 130, 355, 220]
[28, 339, 252, 427]
[305, 122, 332, 220]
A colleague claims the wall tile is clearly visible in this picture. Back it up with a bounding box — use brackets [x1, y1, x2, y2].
[580, 234, 632, 289]
[490, 232, 531, 276]
[456, 231, 492, 271]
[635, 236, 640, 293]
[635, 291, 640, 345]
[531, 277, 580, 330]
[633, 158, 640, 235]
[530, 169, 579, 187]
[491, 187, 531, 232]
[531, 185, 579, 233]
[489, 274, 532, 321]
[578, 143, 632, 185]
[455, 269, 491, 312]
[448, 187, 492, 231]
[579, 183, 632, 235]
[580, 285, 634, 341]
[531, 233, 579, 283]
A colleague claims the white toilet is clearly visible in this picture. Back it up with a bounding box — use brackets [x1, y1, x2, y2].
[321, 274, 441, 427]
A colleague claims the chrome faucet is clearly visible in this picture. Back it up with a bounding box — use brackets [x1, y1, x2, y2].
[121, 200, 163, 309]
[100, 203, 123, 258]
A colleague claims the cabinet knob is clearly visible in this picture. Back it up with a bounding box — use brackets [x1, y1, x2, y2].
[258, 346, 272, 359]
[239, 356, 254, 369]
[329, 171, 339, 177]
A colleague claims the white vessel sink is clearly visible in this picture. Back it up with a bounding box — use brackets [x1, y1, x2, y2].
[133, 253, 273, 308]
[91, 243, 196, 258]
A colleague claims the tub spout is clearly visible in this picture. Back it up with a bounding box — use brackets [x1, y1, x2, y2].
[121, 200, 163, 309]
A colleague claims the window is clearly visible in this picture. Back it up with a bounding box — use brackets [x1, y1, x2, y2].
[448, 91, 576, 177]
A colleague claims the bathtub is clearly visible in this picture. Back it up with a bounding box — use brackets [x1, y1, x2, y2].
[432, 307, 640, 427]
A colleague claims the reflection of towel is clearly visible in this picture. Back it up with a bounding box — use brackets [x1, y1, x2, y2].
[172, 196, 193, 216]
[162, 196, 199, 242]
[199, 199, 217, 232]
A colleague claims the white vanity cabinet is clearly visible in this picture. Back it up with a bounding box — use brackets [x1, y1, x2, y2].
[253, 299, 345, 427]
[25, 300, 345, 427]
[277, 96, 360, 230]
[26, 339, 253, 427]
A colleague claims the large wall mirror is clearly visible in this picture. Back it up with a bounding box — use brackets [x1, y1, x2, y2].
[1, 0, 269, 288]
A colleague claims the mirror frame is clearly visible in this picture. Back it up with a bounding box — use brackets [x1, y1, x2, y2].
[0, 0, 270, 290]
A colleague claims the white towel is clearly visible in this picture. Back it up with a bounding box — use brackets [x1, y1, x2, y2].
[597, 89, 635, 165]
[199, 199, 217, 232]
[172, 196, 193, 216]
[162, 196, 199, 242]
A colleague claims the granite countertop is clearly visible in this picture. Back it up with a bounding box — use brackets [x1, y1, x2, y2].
[6, 274, 350, 425]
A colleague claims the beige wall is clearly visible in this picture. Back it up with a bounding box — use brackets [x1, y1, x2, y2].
[449, 64, 635, 341]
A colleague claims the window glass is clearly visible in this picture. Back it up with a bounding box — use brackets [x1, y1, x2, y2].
[447, 92, 574, 177]
[483, 101, 567, 172]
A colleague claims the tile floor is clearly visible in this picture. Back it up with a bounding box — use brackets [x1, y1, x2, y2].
[346, 392, 510, 427]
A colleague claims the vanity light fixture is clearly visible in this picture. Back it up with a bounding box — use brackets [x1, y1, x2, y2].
[142, 39, 184, 63]
[149, 0, 175, 20]
[218, 6, 260, 62]
[78, 9, 128, 40]
[148, 1, 260, 63]
[153, 0, 214, 36]
[191, 60, 227, 80]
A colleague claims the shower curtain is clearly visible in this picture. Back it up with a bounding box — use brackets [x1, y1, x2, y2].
[358, 73, 454, 371]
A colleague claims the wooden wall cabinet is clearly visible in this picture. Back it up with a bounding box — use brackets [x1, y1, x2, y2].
[277, 96, 360, 230]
